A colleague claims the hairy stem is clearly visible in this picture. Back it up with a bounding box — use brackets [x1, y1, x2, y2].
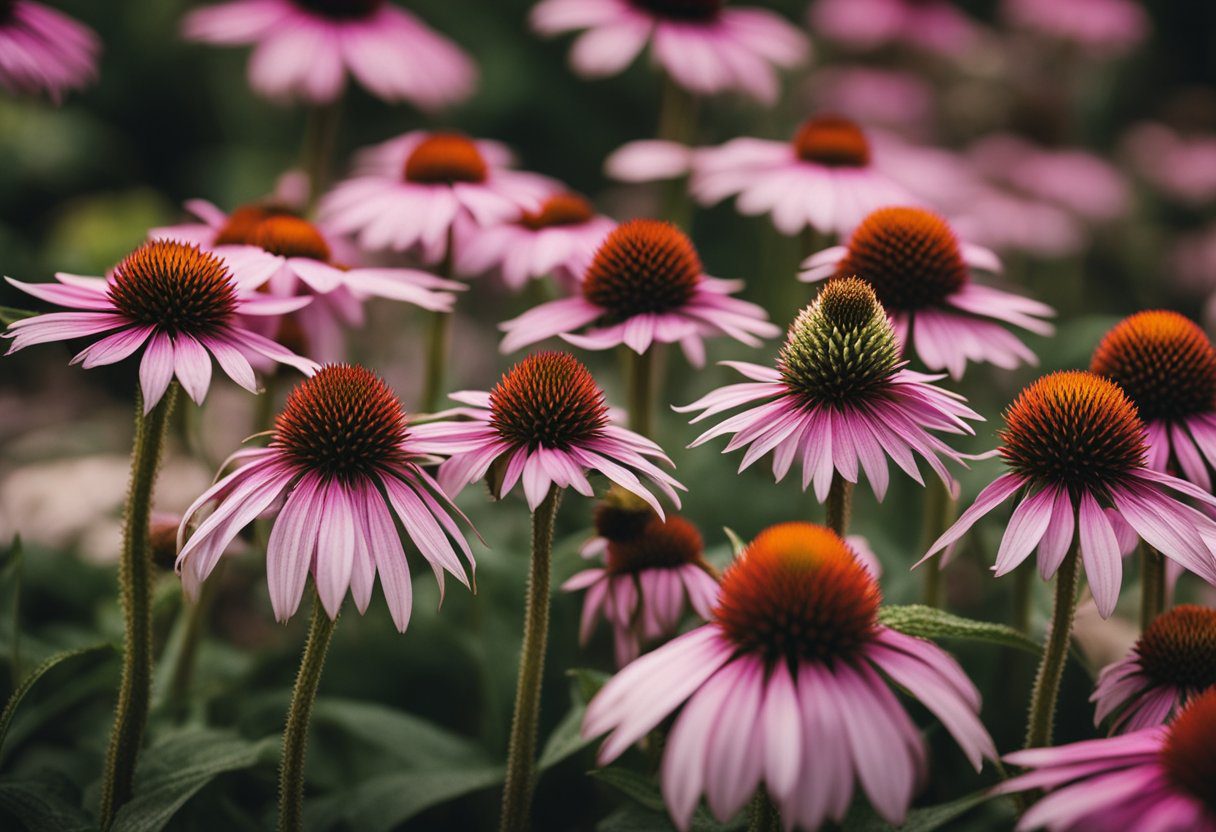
[825, 474, 853, 537]
[1024, 547, 1079, 750]
[1139, 543, 1166, 631]
[626, 348, 655, 438]
[920, 478, 955, 608]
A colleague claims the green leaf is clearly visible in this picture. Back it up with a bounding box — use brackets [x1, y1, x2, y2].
[721, 527, 746, 558]
[0, 307, 36, 327]
[110, 728, 278, 832]
[0, 773, 94, 832]
[305, 766, 503, 832]
[878, 605, 1042, 654]
[311, 698, 492, 768]
[537, 668, 607, 771]
[591, 767, 667, 813]
[0, 643, 114, 760]
[843, 790, 999, 831]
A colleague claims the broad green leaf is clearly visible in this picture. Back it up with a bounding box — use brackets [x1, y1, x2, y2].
[110, 728, 278, 832]
[305, 766, 503, 832]
[878, 605, 1041, 654]
[843, 790, 1001, 831]
[0, 643, 113, 759]
[311, 698, 492, 768]
[0, 773, 93, 832]
[0, 307, 36, 327]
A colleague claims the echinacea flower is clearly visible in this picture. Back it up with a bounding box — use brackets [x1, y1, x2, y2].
[676, 278, 981, 501]
[997, 688, 1216, 831]
[0, 0, 98, 101]
[4, 240, 317, 411]
[498, 219, 777, 366]
[418, 351, 684, 513]
[319, 131, 553, 264]
[1092, 311, 1216, 491]
[1093, 604, 1216, 733]
[1001, 0, 1148, 58]
[1122, 122, 1216, 208]
[565, 511, 719, 666]
[801, 207, 1055, 379]
[919, 371, 1216, 618]
[454, 192, 615, 291]
[177, 364, 475, 628]
[809, 0, 979, 58]
[529, 0, 808, 104]
[583, 522, 996, 830]
[182, 0, 476, 107]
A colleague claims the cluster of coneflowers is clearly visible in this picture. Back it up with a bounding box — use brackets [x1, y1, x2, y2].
[3, 1, 1216, 831]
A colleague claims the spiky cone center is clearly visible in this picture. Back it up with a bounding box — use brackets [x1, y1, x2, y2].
[715, 522, 880, 667]
[1091, 311, 1216, 423]
[999, 371, 1146, 496]
[582, 219, 703, 323]
[291, 0, 383, 20]
[213, 203, 300, 246]
[107, 240, 239, 336]
[520, 193, 596, 230]
[779, 277, 901, 408]
[836, 207, 969, 310]
[606, 515, 706, 575]
[248, 215, 333, 262]
[273, 364, 410, 482]
[1161, 689, 1216, 816]
[1136, 605, 1216, 691]
[593, 493, 657, 545]
[403, 133, 488, 184]
[628, 0, 723, 20]
[793, 116, 872, 168]
[489, 351, 609, 451]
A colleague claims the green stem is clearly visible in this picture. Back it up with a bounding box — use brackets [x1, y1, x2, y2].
[920, 479, 954, 608]
[1139, 544, 1165, 632]
[1024, 547, 1079, 750]
[656, 73, 698, 227]
[302, 98, 343, 210]
[278, 588, 337, 832]
[165, 563, 222, 720]
[99, 386, 179, 830]
[825, 474, 853, 536]
[626, 348, 655, 438]
[421, 231, 456, 413]
[499, 487, 563, 832]
[747, 791, 780, 832]
[1012, 564, 1034, 634]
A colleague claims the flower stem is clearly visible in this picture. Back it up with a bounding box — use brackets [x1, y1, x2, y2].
[1012, 564, 1034, 634]
[278, 587, 337, 832]
[747, 791, 781, 832]
[422, 231, 456, 413]
[165, 562, 222, 720]
[1024, 546, 1079, 750]
[1139, 543, 1165, 631]
[99, 385, 179, 830]
[656, 73, 697, 227]
[626, 348, 655, 438]
[499, 486, 563, 832]
[920, 478, 955, 608]
[303, 97, 343, 210]
[825, 474, 853, 536]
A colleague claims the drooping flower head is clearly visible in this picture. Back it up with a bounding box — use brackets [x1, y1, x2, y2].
[182, 0, 476, 106]
[177, 364, 475, 629]
[0, 0, 98, 101]
[809, 0, 980, 58]
[583, 522, 995, 830]
[1092, 311, 1216, 491]
[1093, 605, 1216, 734]
[499, 219, 777, 366]
[319, 131, 553, 264]
[4, 240, 318, 410]
[417, 351, 684, 513]
[565, 511, 719, 666]
[677, 278, 980, 501]
[998, 688, 1216, 831]
[801, 207, 1055, 379]
[921, 371, 1216, 618]
[529, 0, 808, 103]
[454, 192, 616, 291]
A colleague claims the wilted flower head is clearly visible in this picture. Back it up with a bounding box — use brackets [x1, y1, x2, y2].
[0, 0, 98, 101]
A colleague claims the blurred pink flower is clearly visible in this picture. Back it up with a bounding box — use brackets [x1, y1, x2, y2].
[319, 131, 553, 265]
[949, 186, 1087, 258]
[178, 365, 475, 627]
[499, 219, 776, 366]
[806, 68, 936, 136]
[5, 240, 317, 412]
[1123, 122, 1216, 207]
[583, 522, 995, 830]
[454, 192, 615, 291]
[182, 0, 476, 107]
[0, 0, 98, 101]
[809, 0, 980, 58]
[1002, 0, 1149, 57]
[530, 0, 808, 103]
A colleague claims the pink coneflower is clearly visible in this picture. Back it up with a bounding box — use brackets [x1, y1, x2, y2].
[498, 219, 776, 366]
[565, 511, 719, 666]
[418, 351, 684, 514]
[997, 689, 1216, 831]
[801, 207, 1055, 379]
[1092, 605, 1216, 734]
[182, 0, 476, 107]
[583, 522, 996, 830]
[454, 192, 615, 291]
[920, 371, 1216, 618]
[807, 68, 935, 136]
[809, 0, 979, 58]
[177, 364, 475, 626]
[1002, 0, 1148, 57]
[529, 0, 808, 104]
[1122, 122, 1216, 208]
[4, 240, 317, 411]
[676, 278, 980, 502]
[319, 131, 553, 264]
[0, 0, 98, 101]
[1092, 311, 1216, 491]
